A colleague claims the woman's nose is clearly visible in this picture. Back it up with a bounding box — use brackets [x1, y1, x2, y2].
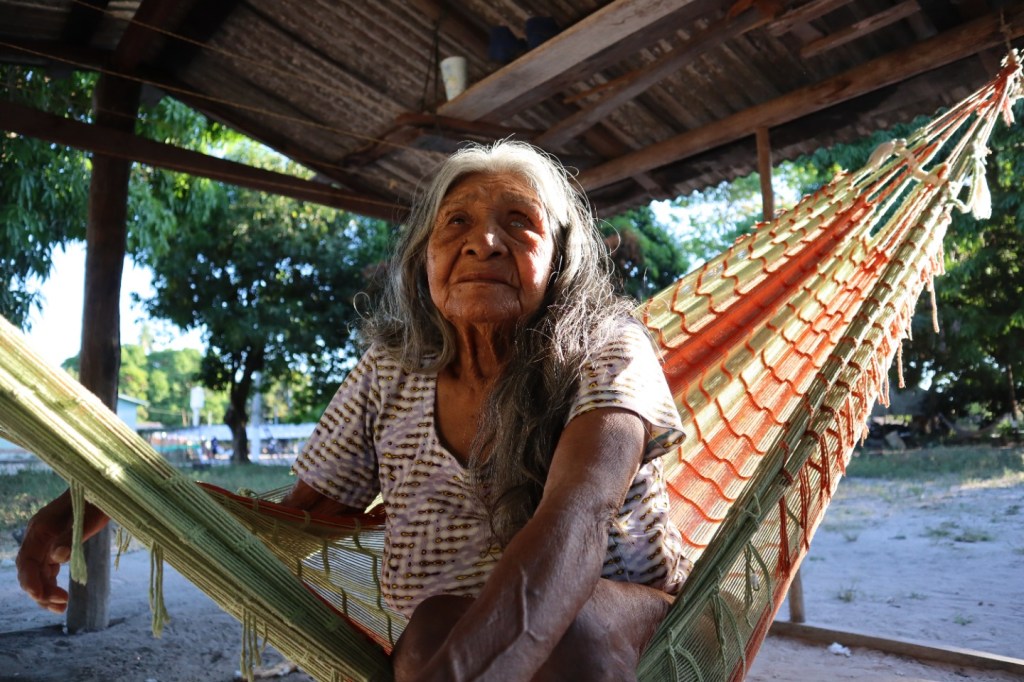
[462, 221, 508, 258]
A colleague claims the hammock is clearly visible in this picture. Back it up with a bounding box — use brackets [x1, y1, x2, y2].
[0, 53, 1019, 682]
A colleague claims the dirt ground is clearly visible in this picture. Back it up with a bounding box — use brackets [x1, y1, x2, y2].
[1, 472, 1021, 681]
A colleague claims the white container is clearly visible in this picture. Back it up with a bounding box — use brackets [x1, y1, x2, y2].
[440, 56, 468, 100]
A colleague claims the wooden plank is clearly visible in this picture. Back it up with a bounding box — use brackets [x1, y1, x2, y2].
[0, 37, 110, 69]
[769, 621, 1024, 676]
[61, 0, 110, 47]
[0, 100, 403, 220]
[767, 0, 853, 37]
[577, 6, 1024, 192]
[493, 0, 725, 121]
[437, 0, 698, 123]
[536, 8, 767, 149]
[110, 0, 193, 69]
[800, 0, 921, 59]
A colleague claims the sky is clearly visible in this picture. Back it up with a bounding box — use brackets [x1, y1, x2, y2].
[25, 241, 204, 368]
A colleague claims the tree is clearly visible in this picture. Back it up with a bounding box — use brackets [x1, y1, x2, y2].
[0, 68, 93, 327]
[62, 345, 229, 427]
[1, 66, 231, 329]
[600, 206, 690, 300]
[792, 109, 1024, 428]
[136, 143, 394, 461]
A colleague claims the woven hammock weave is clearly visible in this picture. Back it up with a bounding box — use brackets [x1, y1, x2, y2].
[0, 54, 1019, 682]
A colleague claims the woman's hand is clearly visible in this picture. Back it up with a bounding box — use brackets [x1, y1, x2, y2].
[16, 490, 108, 613]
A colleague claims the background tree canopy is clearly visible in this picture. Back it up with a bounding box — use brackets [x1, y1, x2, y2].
[793, 105, 1024, 427]
[134, 143, 395, 461]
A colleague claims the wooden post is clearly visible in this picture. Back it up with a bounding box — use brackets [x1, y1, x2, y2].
[759, 124, 807, 623]
[65, 73, 140, 633]
[756, 127, 774, 221]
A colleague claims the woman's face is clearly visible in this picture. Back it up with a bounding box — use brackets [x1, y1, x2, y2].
[426, 171, 556, 332]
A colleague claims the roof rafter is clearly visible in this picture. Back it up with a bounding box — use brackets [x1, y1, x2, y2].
[578, 5, 1024, 191]
[436, 0, 703, 123]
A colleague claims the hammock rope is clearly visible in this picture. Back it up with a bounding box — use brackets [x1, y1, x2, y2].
[0, 51, 1020, 682]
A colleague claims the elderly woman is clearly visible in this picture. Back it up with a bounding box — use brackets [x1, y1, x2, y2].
[19, 141, 689, 681]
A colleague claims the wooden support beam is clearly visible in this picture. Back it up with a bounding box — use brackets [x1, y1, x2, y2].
[766, 0, 853, 37]
[0, 37, 110, 70]
[65, 74, 141, 635]
[577, 6, 1024, 192]
[111, 0, 196, 69]
[536, 8, 768, 149]
[437, 0, 701, 123]
[0, 100, 402, 220]
[769, 621, 1024, 676]
[800, 0, 921, 59]
[61, 0, 110, 47]
[756, 126, 774, 222]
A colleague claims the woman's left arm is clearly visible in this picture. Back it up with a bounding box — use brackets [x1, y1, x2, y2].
[415, 406, 646, 682]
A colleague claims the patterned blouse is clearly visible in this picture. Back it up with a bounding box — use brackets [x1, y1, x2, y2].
[293, 318, 689, 616]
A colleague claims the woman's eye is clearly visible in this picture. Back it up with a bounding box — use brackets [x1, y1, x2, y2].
[508, 215, 530, 229]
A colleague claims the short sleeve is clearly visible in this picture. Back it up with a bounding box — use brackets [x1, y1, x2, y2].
[568, 318, 684, 462]
[292, 346, 382, 509]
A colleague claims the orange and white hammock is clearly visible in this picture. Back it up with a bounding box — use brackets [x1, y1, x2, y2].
[0, 53, 1019, 682]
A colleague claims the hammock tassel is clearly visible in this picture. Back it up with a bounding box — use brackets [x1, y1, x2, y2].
[149, 545, 169, 638]
[967, 141, 993, 220]
[114, 524, 132, 570]
[238, 609, 268, 682]
[69, 480, 87, 585]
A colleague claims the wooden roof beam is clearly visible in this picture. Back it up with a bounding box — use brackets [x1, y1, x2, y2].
[437, 0, 703, 123]
[766, 0, 854, 37]
[800, 0, 922, 59]
[535, 7, 770, 150]
[0, 99, 402, 220]
[61, 0, 111, 47]
[578, 6, 1024, 192]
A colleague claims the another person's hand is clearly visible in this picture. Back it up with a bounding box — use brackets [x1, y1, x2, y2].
[16, 491, 107, 613]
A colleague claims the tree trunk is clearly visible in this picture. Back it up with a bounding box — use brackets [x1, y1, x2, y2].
[225, 387, 250, 465]
[1009, 364, 1021, 423]
[67, 74, 140, 633]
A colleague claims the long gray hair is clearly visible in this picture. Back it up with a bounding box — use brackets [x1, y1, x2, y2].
[366, 140, 633, 545]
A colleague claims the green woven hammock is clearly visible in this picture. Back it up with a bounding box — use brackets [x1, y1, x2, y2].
[0, 53, 1019, 682]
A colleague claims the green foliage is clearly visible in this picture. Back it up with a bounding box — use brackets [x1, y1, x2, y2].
[0, 68, 94, 326]
[668, 162, 810, 266]
[0, 65, 231, 329]
[134, 142, 395, 455]
[912, 106, 1024, 420]
[600, 206, 689, 299]
[670, 173, 763, 264]
[792, 105, 1024, 422]
[62, 343, 229, 427]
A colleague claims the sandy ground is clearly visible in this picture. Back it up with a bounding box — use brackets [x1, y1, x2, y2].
[1, 473, 1022, 682]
